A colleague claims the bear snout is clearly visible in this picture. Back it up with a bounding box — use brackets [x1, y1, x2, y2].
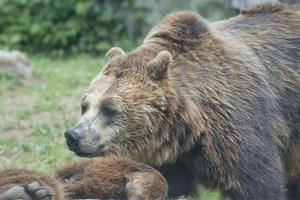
[64, 128, 81, 151]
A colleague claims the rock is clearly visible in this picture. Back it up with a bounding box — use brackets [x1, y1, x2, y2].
[0, 50, 33, 78]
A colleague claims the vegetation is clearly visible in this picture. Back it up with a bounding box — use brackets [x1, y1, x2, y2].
[0, 0, 238, 56]
[0, 55, 100, 173]
[0, 0, 143, 55]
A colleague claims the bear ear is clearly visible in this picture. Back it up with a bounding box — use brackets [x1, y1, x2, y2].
[105, 47, 125, 63]
[147, 51, 172, 80]
[145, 11, 209, 43]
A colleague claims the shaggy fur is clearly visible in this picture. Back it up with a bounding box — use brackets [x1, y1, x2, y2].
[0, 157, 167, 200]
[65, 3, 300, 200]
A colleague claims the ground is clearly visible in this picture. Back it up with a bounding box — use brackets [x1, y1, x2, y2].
[0, 55, 221, 199]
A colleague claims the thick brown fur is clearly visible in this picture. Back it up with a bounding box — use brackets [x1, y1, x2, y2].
[64, 3, 300, 200]
[0, 156, 167, 200]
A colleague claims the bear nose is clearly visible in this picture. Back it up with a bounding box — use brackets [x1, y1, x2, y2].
[64, 128, 80, 150]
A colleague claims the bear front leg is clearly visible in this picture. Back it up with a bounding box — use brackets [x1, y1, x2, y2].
[224, 172, 286, 200]
[221, 149, 286, 200]
[56, 157, 168, 200]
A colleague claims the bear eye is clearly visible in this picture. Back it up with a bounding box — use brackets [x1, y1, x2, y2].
[100, 104, 117, 119]
[81, 103, 88, 115]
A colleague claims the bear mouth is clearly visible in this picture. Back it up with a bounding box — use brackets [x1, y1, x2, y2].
[74, 151, 100, 157]
[68, 145, 108, 158]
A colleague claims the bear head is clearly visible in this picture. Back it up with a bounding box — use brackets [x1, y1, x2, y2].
[65, 11, 210, 165]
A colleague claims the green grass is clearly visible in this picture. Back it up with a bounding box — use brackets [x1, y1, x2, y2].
[0, 55, 100, 173]
[0, 55, 221, 199]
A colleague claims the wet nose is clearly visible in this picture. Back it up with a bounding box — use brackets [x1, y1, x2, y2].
[64, 128, 80, 150]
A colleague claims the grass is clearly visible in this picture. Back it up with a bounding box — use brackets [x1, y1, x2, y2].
[0, 55, 221, 199]
[0, 55, 100, 173]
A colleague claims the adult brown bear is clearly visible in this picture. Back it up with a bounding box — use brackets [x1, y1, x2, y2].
[64, 4, 300, 200]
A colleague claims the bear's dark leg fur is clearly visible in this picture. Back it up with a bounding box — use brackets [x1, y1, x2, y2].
[224, 168, 286, 200]
[176, 141, 287, 200]
[227, 149, 286, 199]
[287, 178, 300, 200]
[156, 162, 198, 198]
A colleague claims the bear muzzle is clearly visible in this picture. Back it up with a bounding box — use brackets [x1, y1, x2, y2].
[64, 128, 81, 151]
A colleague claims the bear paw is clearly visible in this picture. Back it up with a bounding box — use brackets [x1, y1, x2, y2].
[0, 185, 31, 200]
[25, 181, 54, 200]
[0, 181, 54, 200]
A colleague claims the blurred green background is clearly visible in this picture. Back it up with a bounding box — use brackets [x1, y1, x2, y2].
[0, 0, 298, 199]
[0, 0, 237, 56]
[0, 0, 297, 55]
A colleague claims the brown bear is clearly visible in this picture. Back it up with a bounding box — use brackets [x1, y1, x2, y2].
[64, 4, 300, 200]
[0, 156, 167, 200]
